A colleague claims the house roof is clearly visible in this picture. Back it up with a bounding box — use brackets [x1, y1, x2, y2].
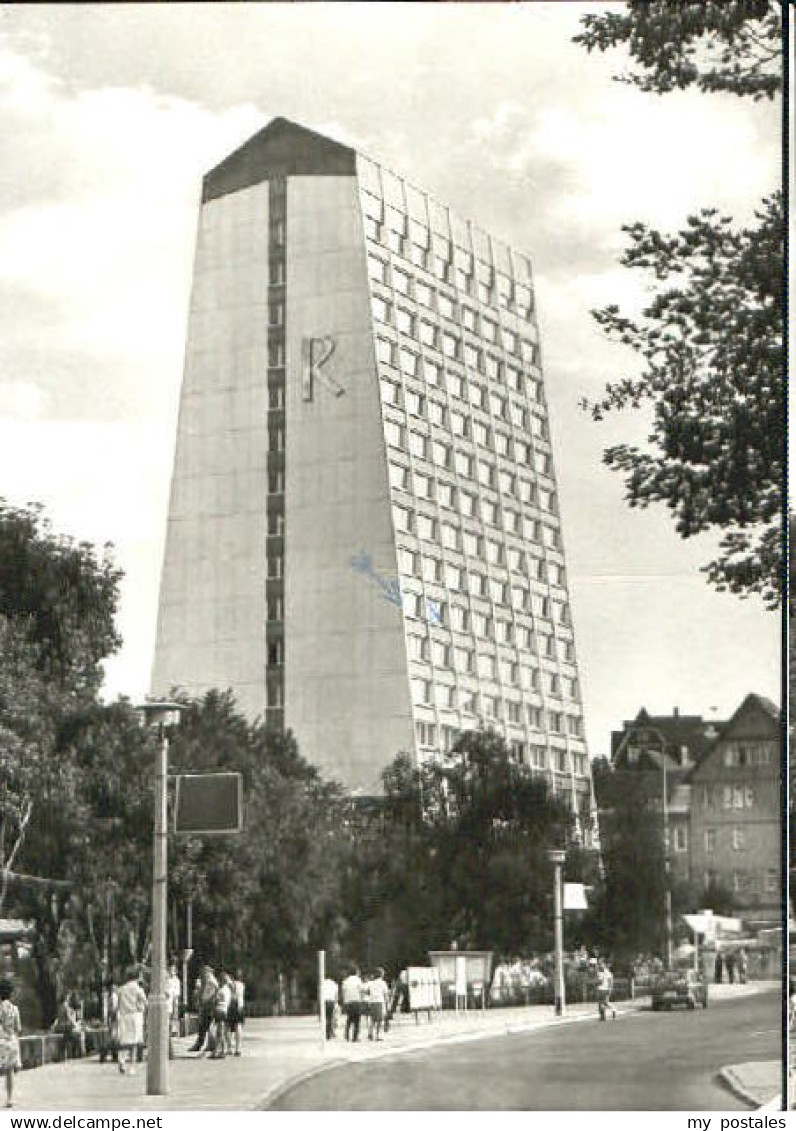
[611, 707, 723, 769]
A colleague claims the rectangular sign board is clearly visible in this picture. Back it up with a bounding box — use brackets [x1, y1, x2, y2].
[174, 772, 242, 835]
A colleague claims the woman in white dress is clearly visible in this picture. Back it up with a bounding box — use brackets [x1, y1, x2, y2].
[116, 968, 147, 1074]
[0, 978, 21, 1108]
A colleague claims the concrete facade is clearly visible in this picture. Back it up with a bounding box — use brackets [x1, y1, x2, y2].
[152, 118, 595, 812]
[152, 182, 271, 717]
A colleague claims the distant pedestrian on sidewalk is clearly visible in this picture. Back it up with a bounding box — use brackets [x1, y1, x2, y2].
[0, 978, 21, 1108]
[56, 992, 86, 1059]
[714, 952, 723, 984]
[726, 952, 736, 984]
[211, 971, 233, 1058]
[117, 967, 147, 1075]
[738, 948, 748, 985]
[322, 974, 339, 1039]
[167, 963, 181, 1038]
[190, 965, 219, 1054]
[228, 970, 246, 1056]
[341, 966, 363, 1042]
[596, 961, 616, 1021]
[366, 969, 390, 1041]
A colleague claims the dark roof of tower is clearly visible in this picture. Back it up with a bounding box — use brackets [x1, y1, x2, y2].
[202, 117, 357, 203]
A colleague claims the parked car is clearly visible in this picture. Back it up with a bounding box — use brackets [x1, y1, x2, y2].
[651, 968, 708, 1011]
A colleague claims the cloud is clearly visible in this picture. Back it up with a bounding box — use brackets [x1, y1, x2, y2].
[0, 379, 47, 419]
[0, 43, 265, 423]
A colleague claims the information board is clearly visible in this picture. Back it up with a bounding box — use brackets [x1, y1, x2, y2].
[174, 772, 242, 834]
[407, 966, 441, 1012]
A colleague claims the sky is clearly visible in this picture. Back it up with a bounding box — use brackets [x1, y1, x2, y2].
[0, 2, 782, 759]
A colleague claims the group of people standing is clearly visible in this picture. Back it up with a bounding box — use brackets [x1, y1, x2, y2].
[105, 960, 245, 1070]
[189, 965, 246, 1058]
[713, 948, 747, 985]
[323, 966, 391, 1042]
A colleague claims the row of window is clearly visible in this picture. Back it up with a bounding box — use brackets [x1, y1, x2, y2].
[393, 500, 565, 584]
[396, 508, 557, 567]
[410, 674, 581, 725]
[414, 721, 587, 774]
[378, 337, 544, 406]
[698, 784, 757, 810]
[369, 253, 535, 338]
[266, 182, 287, 687]
[363, 212, 533, 318]
[397, 545, 566, 598]
[409, 634, 575, 679]
[403, 587, 572, 641]
[408, 634, 575, 688]
[702, 869, 779, 894]
[372, 292, 538, 369]
[673, 824, 766, 855]
[722, 741, 774, 767]
[384, 410, 551, 478]
[395, 487, 560, 551]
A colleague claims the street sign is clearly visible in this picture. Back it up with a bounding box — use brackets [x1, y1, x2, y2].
[174, 773, 242, 835]
[563, 883, 588, 911]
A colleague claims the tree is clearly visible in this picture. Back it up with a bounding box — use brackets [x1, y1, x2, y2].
[345, 732, 578, 966]
[0, 501, 122, 696]
[574, 3, 783, 607]
[164, 692, 350, 1003]
[573, 1, 781, 101]
[0, 501, 122, 1021]
[591, 767, 669, 959]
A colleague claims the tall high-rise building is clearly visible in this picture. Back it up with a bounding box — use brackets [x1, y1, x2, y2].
[152, 117, 594, 829]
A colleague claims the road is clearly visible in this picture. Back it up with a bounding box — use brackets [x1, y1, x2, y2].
[272, 989, 780, 1110]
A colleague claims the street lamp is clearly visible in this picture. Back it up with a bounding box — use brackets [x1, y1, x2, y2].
[662, 750, 673, 970]
[137, 699, 185, 1097]
[548, 848, 566, 1016]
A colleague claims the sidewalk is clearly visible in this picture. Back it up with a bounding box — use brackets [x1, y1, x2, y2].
[12, 981, 778, 1112]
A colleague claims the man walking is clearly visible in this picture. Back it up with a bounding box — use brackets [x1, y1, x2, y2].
[341, 966, 363, 1042]
[596, 961, 616, 1021]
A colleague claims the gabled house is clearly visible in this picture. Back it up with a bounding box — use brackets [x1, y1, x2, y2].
[688, 693, 781, 926]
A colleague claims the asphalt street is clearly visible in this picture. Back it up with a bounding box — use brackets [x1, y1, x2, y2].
[271, 988, 781, 1110]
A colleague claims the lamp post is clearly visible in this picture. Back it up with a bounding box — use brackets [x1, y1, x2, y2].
[548, 848, 566, 1016]
[137, 699, 185, 1097]
[661, 743, 673, 970]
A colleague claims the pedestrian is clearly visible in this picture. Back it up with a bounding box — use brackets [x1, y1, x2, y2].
[726, 952, 736, 984]
[211, 971, 233, 1058]
[55, 992, 86, 1059]
[388, 968, 409, 1021]
[341, 966, 363, 1042]
[738, 948, 748, 985]
[227, 970, 246, 1057]
[167, 962, 181, 1038]
[190, 965, 219, 1054]
[117, 966, 147, 1075]
[106, 978, 120, 1062]
[322, 973, 339, 1040]
[0, 978, 21, 1109]
[714, 952, 723, 984]
[367, 968, 389, 1042]
[596, 961, 616, 1021]
[360, 974, 372, 1038]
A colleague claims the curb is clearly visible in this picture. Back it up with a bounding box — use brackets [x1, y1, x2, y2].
[257, 1000, 645, 1110]
[718, 1066, 780, 1111]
